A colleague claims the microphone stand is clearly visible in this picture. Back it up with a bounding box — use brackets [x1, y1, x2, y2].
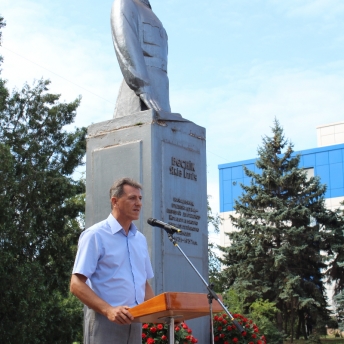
[163, 229, 244, 344]
[208, 283, 215, 344]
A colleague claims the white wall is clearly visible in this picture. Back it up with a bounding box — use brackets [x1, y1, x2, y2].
[317, 122, 344, 147]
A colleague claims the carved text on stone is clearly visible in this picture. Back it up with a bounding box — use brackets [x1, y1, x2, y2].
[165, 197, 200, 245]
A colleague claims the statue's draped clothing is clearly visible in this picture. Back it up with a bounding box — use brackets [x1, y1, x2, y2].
[111, 0, 171, 117]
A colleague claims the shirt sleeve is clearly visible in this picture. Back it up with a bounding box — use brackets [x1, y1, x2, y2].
[72, 229, 101, 279]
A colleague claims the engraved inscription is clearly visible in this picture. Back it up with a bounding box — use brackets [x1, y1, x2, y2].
[164, 197, 201, 245]
[169, 157, 197, 181]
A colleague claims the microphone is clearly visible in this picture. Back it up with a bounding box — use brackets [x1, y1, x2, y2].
[147, 218, 182, 234]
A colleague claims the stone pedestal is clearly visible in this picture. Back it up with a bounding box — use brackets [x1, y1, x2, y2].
[86, 110, 209, 341]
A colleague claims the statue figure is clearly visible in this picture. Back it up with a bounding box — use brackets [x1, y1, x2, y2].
[111, 0, 171, 118]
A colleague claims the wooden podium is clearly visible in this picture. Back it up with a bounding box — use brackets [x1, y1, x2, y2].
[130, 292, 223, 343]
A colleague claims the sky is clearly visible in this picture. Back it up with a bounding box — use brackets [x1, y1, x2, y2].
[1, 0, 344, 227]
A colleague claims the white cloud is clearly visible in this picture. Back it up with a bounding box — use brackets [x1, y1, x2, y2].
[170, 63, 344, 206]
[1, 0, 121, 128]
[195, 66, 344, 158]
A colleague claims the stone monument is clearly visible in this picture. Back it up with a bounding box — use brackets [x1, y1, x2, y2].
[85, 0, 209, 340]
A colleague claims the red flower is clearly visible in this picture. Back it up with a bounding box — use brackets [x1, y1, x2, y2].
[142, 321, 199, 343]
[222, 319, 228, 324]
[214, 336, 219, 341]
[223, 314, 227, 318]
[252, 334, 257, 339]
[242, 331, 247, 336]
[254, 327, 259, 333]
[224, 342, 229, 344]
[214, 316, 219, 321]
[257, 340, 263, 344]
[220, 333, 225, 338]
[232, 338, 239, 343]
[249, 342, 254, 344]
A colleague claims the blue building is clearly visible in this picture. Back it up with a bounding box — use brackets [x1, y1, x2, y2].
[219, 143, 344, 213]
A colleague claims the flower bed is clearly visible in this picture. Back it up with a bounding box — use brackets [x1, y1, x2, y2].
[213, 313, 267, 344]
[142, 321, 198, 343]
[142, 313, 266, 344]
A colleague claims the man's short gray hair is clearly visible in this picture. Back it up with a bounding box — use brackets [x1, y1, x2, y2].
[109, 177, 142, 200]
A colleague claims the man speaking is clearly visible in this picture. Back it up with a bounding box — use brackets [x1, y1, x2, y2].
[70, 178, 154, 343]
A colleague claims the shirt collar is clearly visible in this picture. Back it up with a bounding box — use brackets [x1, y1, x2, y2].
[107, 213, 138, 236]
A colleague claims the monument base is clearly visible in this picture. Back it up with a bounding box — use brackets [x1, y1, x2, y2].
[86, 109, 209, 342]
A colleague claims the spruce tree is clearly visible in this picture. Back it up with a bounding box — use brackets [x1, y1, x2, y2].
[334, 291, 344, 331]
[219, 120, 344, 341]
[326, 202, 344, 295]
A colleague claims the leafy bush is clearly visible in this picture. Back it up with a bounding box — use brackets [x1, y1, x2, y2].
[213, 313, 267, 344]
[249, 299, 283, 343]
[223, 289, 282, 343]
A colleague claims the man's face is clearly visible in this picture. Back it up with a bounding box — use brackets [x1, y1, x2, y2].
[112, 185, 142, 222]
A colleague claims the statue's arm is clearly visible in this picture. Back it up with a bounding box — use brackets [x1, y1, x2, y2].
[111, 0, 161, 111]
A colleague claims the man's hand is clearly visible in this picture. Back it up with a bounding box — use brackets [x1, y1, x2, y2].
[105, 305, 134, 325]
[140, 92, 161, 112]
[70, 274, 134, 325]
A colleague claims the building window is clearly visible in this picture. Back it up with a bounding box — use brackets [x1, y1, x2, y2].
[304, 167, 314, 180]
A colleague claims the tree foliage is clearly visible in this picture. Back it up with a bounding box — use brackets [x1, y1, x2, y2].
[222, 288, 282, 343]
[327, 202, 344, 294]
[0, 18, 86, 343]
[219, 119, 344, 341]
[334, 291, 344, 332]
[207, 196, 223, 291]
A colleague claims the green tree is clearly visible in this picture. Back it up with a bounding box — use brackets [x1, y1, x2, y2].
[249, 298, 283, 343]
[0, 18, 86, 343]
[334, 291, 344, 332]
[327, 202, 344, 295]
[221, 288, 282, 343]
[207, 196, 223, 292]
[0, 17, 8, 110]
[219, 119, 344, 342]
